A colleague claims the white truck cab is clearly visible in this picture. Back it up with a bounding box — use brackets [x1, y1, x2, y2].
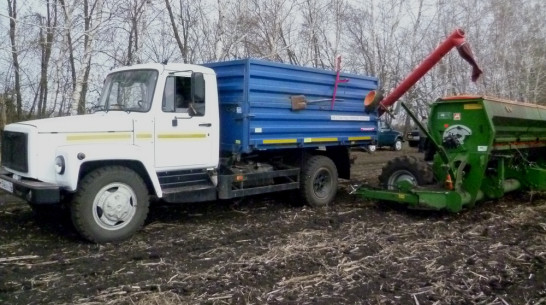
[0, 63, 220, 242]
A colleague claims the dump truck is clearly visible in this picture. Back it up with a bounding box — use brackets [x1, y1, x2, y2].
[0, 59, 379, 242]
[355, 29, 546, 210]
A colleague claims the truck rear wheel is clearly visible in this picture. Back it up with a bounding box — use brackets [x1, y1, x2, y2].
[300, 155, 338, 207]
[379, 155, 433, 190]
[71, 166, 149, 243]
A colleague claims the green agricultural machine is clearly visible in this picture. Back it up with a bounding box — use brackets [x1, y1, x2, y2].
[357, 96, 546, 211]
[355, 29, 546, 211]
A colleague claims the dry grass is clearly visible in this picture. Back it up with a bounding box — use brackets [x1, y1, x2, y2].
[1, 150, 544, 305]
[65, 194, 546, 305]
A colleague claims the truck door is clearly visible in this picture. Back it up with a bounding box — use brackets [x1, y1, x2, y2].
[154, 73, 215, 170]
[377, 121, 392, 146]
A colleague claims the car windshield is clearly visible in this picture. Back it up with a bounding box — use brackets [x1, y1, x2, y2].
[95, 69, 158, 112]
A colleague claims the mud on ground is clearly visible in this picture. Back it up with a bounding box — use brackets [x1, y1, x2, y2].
[0, 147, 545, 305]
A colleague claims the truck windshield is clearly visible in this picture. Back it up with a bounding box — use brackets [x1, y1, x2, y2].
[95, 70, 158, 112]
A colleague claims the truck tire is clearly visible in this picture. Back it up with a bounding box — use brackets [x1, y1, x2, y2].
[379, 155, 433, 190]
[392, 139, 403, 151]
[300, 155, 338, 207]
[70, 166, 149, 243]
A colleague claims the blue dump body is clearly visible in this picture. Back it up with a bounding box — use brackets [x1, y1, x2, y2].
[203, 59, 379, 154]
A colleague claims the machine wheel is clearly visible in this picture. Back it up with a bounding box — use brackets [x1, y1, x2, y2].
[70, 166, 149, 243]
[379, 155, 433, 190]
[300, 155, 338, 207]
[392, 139, 403, 151]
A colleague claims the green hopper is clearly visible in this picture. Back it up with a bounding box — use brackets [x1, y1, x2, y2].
[356, 96, 546, 212]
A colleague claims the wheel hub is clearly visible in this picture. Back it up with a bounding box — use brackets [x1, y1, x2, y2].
[313, 169, 331, 198]
[387, 170, 417, 190]
[103, 193, 131, 221]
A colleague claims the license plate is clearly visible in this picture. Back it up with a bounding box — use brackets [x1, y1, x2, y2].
[0, 178, 13, 193]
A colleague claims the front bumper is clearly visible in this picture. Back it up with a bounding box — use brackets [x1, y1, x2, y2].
[0, 169, 60, 204]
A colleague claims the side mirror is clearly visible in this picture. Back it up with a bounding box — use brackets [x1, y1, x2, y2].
[191, 72, 205, 104]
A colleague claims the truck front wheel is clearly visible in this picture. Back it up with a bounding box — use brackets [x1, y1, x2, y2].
[71, 166, 149, 243]
[392, 139, 402, 151]
[300, 155, 338, 207]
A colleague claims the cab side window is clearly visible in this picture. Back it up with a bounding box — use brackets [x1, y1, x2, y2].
[162, 76, 192, 113]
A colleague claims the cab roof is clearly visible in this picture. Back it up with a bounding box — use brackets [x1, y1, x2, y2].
[109, 63, 216, 75]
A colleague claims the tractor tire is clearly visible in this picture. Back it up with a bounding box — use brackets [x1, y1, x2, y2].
[379, 155, 433, 190]
[70, 166, 149, 243]
[300, 155, 338, 207]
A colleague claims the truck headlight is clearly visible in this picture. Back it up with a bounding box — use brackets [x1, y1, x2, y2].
[55, 156, 65, 174]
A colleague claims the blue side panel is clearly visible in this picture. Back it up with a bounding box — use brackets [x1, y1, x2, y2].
[203, 59, 379, 154]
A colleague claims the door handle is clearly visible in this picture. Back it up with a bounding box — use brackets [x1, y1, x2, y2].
[199, 123, 212, 127]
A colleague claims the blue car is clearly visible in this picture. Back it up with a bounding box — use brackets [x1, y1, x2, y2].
[377, 121, 404, 151]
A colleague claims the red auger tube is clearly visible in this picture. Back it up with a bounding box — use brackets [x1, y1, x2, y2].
[376, 28, 481, 116]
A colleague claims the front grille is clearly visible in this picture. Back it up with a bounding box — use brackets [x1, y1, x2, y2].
[1, 131, 28, 173]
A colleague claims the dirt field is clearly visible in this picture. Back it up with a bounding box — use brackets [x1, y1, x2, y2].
[1, 147, 545, 305]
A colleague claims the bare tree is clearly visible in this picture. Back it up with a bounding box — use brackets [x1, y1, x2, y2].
[0, 74, 17, 130]
[484, 0, 546, 103]
[124, 0, 149, 65]
[31, 1, 58, 118]
[345, 0, 407, 90]
[0, 0, 543, 120]
[6, 0, 23, 120]
[189, 0, 253, 61]
[58, 0, 77, 97]
[240, 0, 298, 61]
[164, 0, 187, 62]
[58, 0, 106, 114]
[298, 0, 349, 68]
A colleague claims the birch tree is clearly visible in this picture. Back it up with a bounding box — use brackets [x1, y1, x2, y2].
[58, 0, 106, 114]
